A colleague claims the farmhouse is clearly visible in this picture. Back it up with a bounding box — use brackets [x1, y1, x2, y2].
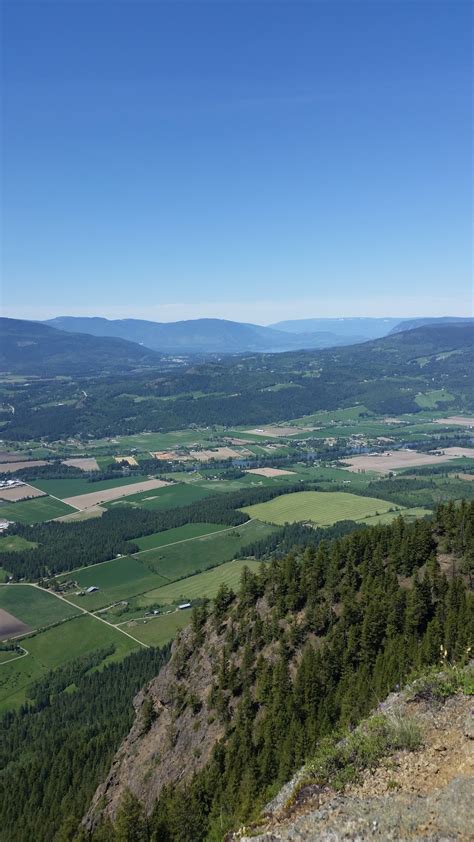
[85, 586, 99, 594]
[178, 602, 191, 610]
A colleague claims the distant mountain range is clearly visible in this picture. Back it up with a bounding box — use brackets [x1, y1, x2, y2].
[0, 318, 163, 376]
[42, 314, 472, 355]
[1, 316, 472, 377]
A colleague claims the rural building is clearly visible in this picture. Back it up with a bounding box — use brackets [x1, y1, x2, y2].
[85, 586, 99, 593]
[178, 602, 191, 610]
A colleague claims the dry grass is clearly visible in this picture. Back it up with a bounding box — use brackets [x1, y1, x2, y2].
[245, 467, 296, 478]
[61, 479, 171, 510]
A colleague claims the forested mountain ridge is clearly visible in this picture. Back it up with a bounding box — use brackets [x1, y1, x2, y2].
[84, 502, 473, 841]
[3, 321, 473, 441]
[0, 318, 164, 376]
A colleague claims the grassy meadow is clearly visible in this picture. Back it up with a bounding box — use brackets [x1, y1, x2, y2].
[0, 496, 76, 523]
[241, 490, 397, 526]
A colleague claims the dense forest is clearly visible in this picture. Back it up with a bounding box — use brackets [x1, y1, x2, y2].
[0, 645, 170, 842]
[2, 323, 472, 440]
[85, 501, 473, 841]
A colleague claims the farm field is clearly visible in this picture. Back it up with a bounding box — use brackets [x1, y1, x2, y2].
[0, 484, 46, 502]
[0, 585, 79, 632]
[120, 608, 192, 647]
[132, 519, 275, 581]
[93, 429, 215, 451]
[0, 495, 76, 523]
[105, 481, 215, 511]
[344, 448, 474, 474]
[61, 478, 171, 509]
[33, 473, 152, 499]
[134, 522, 226, 550]
[59, 557, 169, 610]
[0, 613, 139, 712]
[241, 491, 398, 526]
[0, 460, 48, 473]
[134, 558, 263, 607]
[62, 457, 100, 470]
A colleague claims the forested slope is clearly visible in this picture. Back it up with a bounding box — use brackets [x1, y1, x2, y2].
[84, 501, 473, 841]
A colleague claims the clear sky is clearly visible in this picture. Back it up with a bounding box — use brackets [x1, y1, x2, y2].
[1, 0, 472, 324]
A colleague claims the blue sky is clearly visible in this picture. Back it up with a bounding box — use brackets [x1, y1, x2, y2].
[2, 0, 472, 324]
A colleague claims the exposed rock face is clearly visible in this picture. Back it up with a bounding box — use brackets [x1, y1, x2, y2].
[85, 623, 225, 828]
[235, 689, 474, 842]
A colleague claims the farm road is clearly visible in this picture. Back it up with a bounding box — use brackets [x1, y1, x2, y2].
[0, 583, 149, 649]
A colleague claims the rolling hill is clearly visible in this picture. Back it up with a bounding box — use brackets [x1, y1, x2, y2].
[0, 318, 164, 376]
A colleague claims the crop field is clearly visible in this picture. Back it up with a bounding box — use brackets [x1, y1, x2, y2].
[435, 416, 474, 428]
[344, 448, 474, 474]
[33, 473, 153, 499]
[117, 609, 192, 647]
[95, 429, 215, 451]
[61, 479, 171, 510]
[135, 558, 263, 607]
[105, 482, 215, 511]
[0, 613, 139, 712]
[0, 484, 46, 502]
[0, 460, 48, 473]
[134, 522, 226, 550]
[62, 457, 100, 471]
[133, 519, 275, 581]
[0, 495, 76, 523]
[0, 585, 79, 631]
[241, 491, 397, 526]
[60, 557, 169, 610]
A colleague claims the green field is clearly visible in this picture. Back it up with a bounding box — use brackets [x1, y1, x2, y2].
[358, 507, 432, 526]
[0, 613, 139, 712]
[414, 389, 455, 409]
[117, 608, 192, 647]
[134, 522, 226, 550]
[0, 585, 79, 629]
[133, 519, 275, 581]
[0, 535, 37, 553]
[59, 557, 169, 610]
[241, 491, 398, 526]
[135, 558, 263, 606]
[104, 482, 215, 511]
[33, 473, 150, 499]
[93, 429, 214, 451]
[0, 496, 76, 523]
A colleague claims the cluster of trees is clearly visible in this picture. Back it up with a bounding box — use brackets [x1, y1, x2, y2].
[95, 502, 473, 841]
[0, 646, 170, 842]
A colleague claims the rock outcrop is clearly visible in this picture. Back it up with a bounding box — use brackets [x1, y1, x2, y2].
[234, 677, 474, 841]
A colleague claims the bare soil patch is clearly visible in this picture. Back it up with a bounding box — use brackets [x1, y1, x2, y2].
[0, 484, 46, 502]
[189, 447, 241, 461]
[62, 457, 99, 471]
[62, 479, 171, 510]
[245, 467, 296, 478]
[435, 416, 474, 427]
[0, 460, 48, 473]
[0, 451, 26, 462]
[0, 608, 31, 640]
[344, 448, 474, 474]
[450, 473, 474, 482]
